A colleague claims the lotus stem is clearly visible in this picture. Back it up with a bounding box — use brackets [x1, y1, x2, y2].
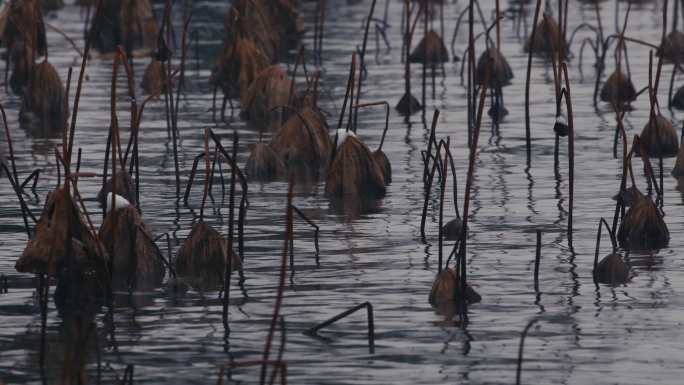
[303, 302, 375, 354]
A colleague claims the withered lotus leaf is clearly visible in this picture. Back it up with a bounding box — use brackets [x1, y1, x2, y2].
[657, 30, 684, 64]
[638, 114, 679, 158]
[595, 253, 630, 286]
[98, 206, 165, 290]
[612, 186, 645, 208]
[325, 136, 386, 199]
[372, 149, 391, 185]
[245, 143, 286, 181]
[442, 217, 462, 241]
[617, 196, 669, 250]
[475, 48, 513, 87]
[91, 0, 156, 53]
[428, 268, 481, 308]
[2, 0, 47, 57]
[141, 59, 167, 97]
[524, 16, 567, 56]
[600, 71, 637, 109]
[672, 146, 684, 176]
[409, 30, 449, 64]
[211, 38, 268, 101]
[270, 107, 332, 175]
[241, 64, 293, 128]
[175, 221, 241, 291]
[19, 60, 68, 133]
[97, 169, 137, 209]
[16, 187, 106, 276]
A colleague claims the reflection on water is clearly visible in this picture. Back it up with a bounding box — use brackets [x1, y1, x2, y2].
[3, 0, 684, 384]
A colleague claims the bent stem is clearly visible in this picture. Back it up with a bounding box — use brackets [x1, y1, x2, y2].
[259, 176, 294, 384]
[561, 63, 575, 248]
[350, 101, 390, 151]
[515, 318, 540, 385]
[593, 217, 617, 284]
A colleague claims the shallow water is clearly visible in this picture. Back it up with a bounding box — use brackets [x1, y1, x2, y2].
[2, 0, 684, 384]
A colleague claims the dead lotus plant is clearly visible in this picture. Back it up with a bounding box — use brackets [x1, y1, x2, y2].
[15, 187, 107, 280]
[210, 37, 269, 120]
[593, 218, 630, 286]
[176, 130, 241, 291]
[98, 205, 167, 290]
[90, 0, 156, 54]
[19, 59, 68, 134]
[270, 106, 332, 178]
[245, 142, 286, 181]
[141, 59, 167, 97]
[241, 64, 294, 129]
[525, 14, 567, 57]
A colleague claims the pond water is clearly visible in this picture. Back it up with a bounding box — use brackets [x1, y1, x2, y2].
[2, 0, 684, 384]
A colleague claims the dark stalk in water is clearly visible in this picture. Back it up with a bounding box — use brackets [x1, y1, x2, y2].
[318, 0, 326, 65]
[208, 130, 248, 262]
[456, 58, 492, 323]
[20, 169, 40, 195]
[353, 0, 377, 128]
[515, 318, 540, 385]
[524, 0, 543, 162]
[420, 110, 441, 239]
[267, 316, 287, 385]
[38, 273, 48, 381]
[108, 51, 122, 302]
[222, 132, 238, 339]
[160, 0, 180, 195]
[422, 0, 427, 109]
[351, 101, 390, 147]
[184, 151, 225, 205]
[424, 109, 439, 183]
[438, 137, 450, 273]
[593, 217, 616, 285]
[561, 63, 575, 248]
[534, 230, 541, 293]
[290, 205, 321, 268]
[200, 130, 211, 221]
[68, 0, 102, 168]
[260, 176, 294, 385]
[467, 0, 475, 146]
[120, 364, 134, 385]
[303, 302, 375, 354]
[0, 104, 33, 235]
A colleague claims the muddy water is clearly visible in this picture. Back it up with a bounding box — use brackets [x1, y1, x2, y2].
[2, 0, 684, 384]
